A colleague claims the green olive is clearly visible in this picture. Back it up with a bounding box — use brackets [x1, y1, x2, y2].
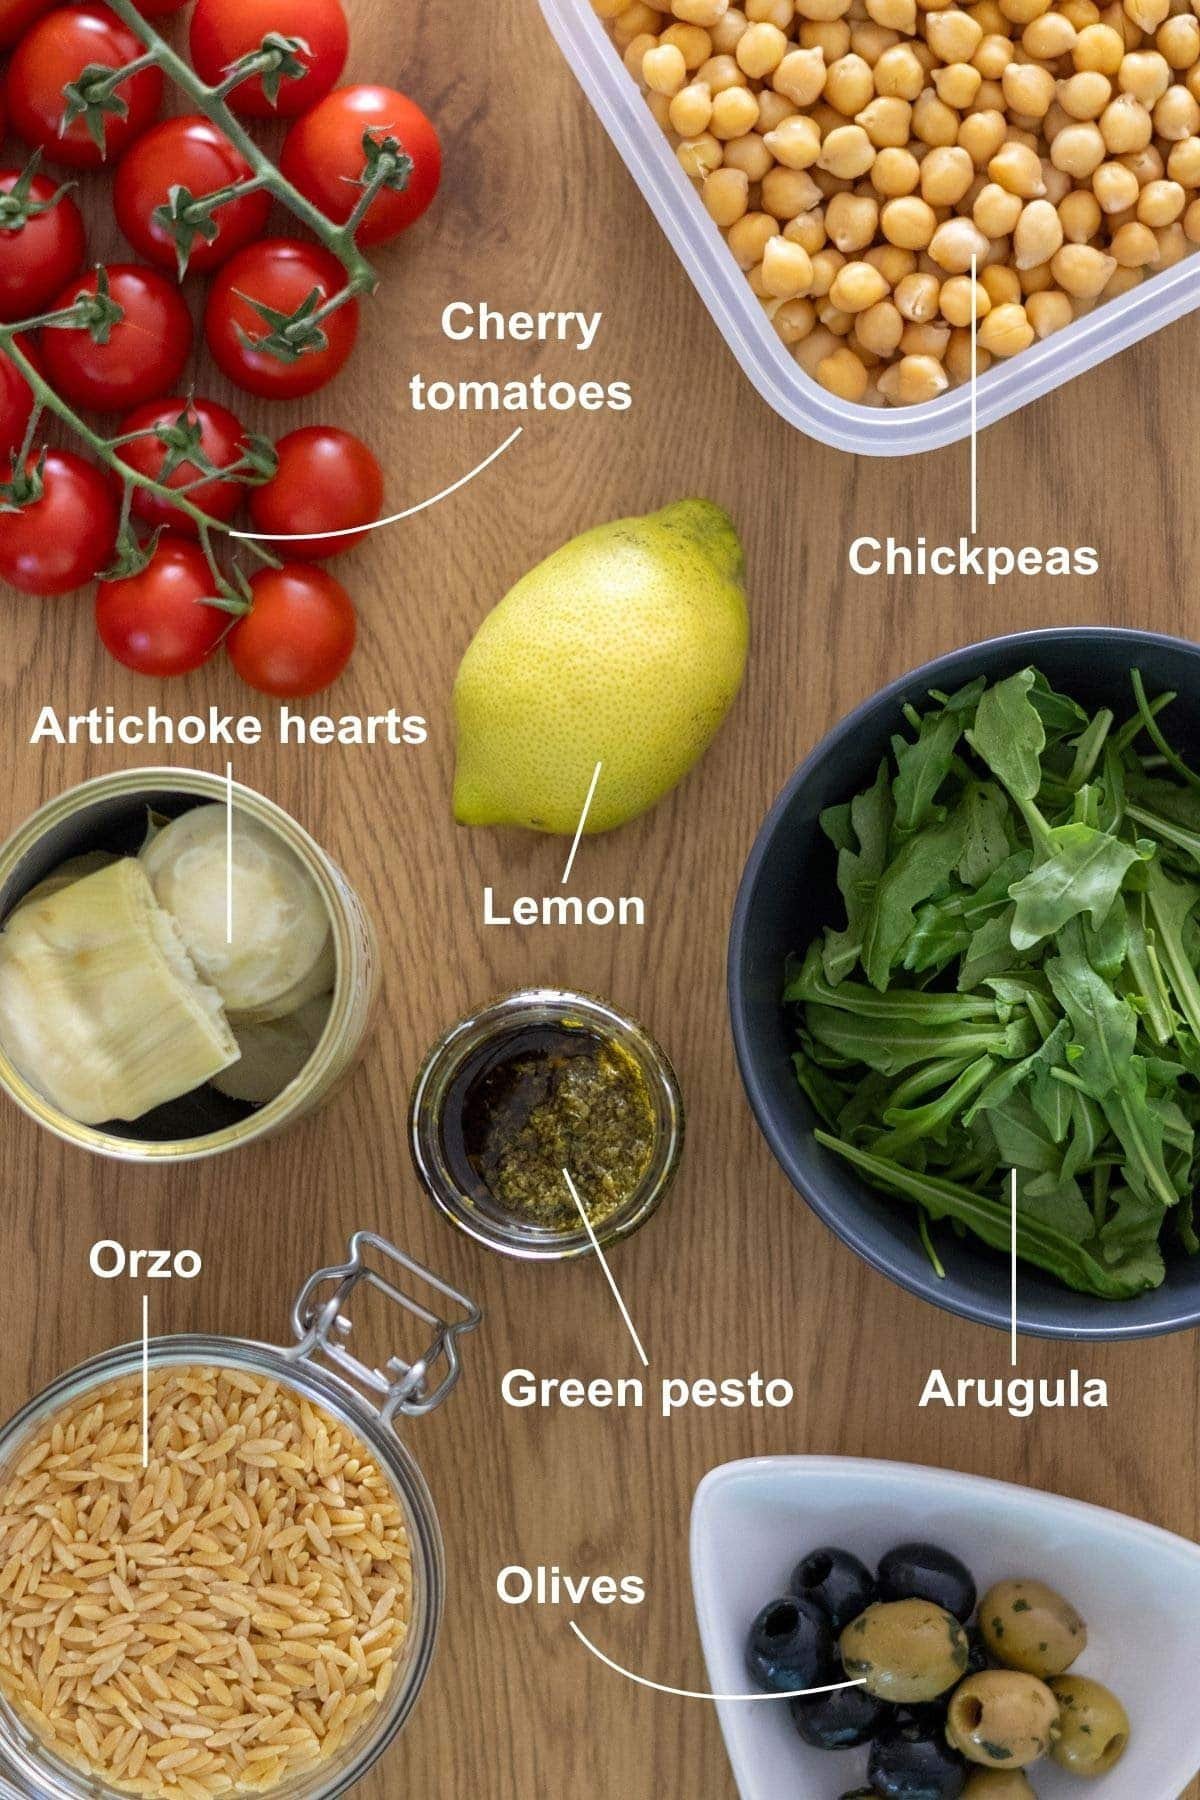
[1049, 1675, 1130, 1776]
[962, 1774, 1037, 1798]
[839, 1598, 969, 1703]
[979, 1579, 1087, 1678]
[946, 1670, 1060, 1768]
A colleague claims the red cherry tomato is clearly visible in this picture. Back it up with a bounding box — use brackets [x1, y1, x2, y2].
[40, 264, 193, 412]
[117, 396, 252, 538]
[249, 426, 382, 560]
[281, 86, 442, 247]
[204, 238, 359, 401]
[96, 534, 228, 676]
[0, 167, 86, 320]
[0, 337, 41, 458]
[7, 6, 163, 169]
[189, 0, 348, 120]
[139, 0, 190, 12]
[114, 116, 272, 275]
[0, 0, 54, 49]
[226, 564, 355, 697]
[0, 449, 118, 594]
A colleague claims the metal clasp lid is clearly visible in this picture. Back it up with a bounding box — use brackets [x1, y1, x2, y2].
[289, 1231, 481, 1421]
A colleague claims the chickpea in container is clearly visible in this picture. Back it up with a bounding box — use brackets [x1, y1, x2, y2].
[597, 0, 1200, 405]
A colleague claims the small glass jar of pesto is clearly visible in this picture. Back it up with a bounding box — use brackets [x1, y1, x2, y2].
[409, 989, 684, 1260]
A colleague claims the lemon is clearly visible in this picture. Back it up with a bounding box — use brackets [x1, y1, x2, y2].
[452, 500, 749, 836]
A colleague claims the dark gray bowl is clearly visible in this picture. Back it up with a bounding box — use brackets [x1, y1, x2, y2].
[729, 627, 1200, 1342]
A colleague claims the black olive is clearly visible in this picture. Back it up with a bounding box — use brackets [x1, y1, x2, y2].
[964, 1624, 990, 1676]
[889, 1701, 951, 1735]
[790, 1682, 887, 1749]
[745, 1595, 836, 1693]
[869, 1720, 967, 1800]
[877, 1543, 977, 1623]
[790, 1545, 878, 1633]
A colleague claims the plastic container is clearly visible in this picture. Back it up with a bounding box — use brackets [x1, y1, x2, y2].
[537, 0, 1200, 457]
[0, 1232, 481, 1800]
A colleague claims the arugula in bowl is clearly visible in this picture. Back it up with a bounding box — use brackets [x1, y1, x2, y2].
[787, 666, 1200, 1301]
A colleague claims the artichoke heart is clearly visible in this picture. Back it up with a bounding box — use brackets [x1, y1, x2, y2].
[213, 995, 333, 1105]
[142, 806, 332, 1018]
[0, 860, 239, 1125]
[12, 852, 117, 915]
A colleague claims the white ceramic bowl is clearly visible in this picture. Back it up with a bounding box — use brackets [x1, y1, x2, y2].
[691, 1457, 1200, 1799]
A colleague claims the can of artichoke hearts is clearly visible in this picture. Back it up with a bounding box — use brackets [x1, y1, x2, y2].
[0, 768, 378, 1163]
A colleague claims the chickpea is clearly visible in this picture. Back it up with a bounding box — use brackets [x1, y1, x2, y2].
[809, 245, 847, 292]
[736, 18, 789, 72]
[710, 7, 750, 50]
[622, 32, 659, 80]
[746, 0, 793, 23]
[816, 342, 871, 396]
[660, 21, 714, 65]
[671, 0, 732, 23]
[1012, 194, 1064, 264]
[1123, 0, 1169, 30]
[875, 43, 928, 97]
[1154, 220, 1190, 264]
[872, 145, 923, 192]
[852, 21, 903, 62]
[791, 321, 842, 374]
[820, 123, 879, 174]
[703, 164, 751, 224]
[1100, 93, 1154, 150]
[618, 5, 662, 44]
[1138, 177, 1186, 225]
[939, 272, 993, 319]
[882, 193, 940, 244]
[877, 352, 951, 402]
[762, 233, 818, 294]
[669, 80, 715, 133]
[1159, 14, 1200, 70]
[764, 113, 824, 166]
[761, 164, 822, 216]
[784, 208, 829, 251]
[697, 52, 747, 91]
[989, 139, 1048, 192]
[856, 296, 906, 350]
[900, 319, 952, 355]
[772, 45, 828, 103]
[723, 132, 774, 177]
[827, 258, 890, 308]
[1121, 144, 1164, 186]
[1023, 12, 1076, 54]
[1026, 286, 1075, 332]
[824, 51, 875, 113]
[921, 144, 977, 201]
[1002, 62, 1056, 116]
[981, 260, 1022, 300]
[973, 179, 1024, 231]
[1091, 158, 1139, 211]
[1119, 51, 1172, 106]
[756, 91, 796, 132]
[1155, 85, 1200, 140]
[677, 131, 724, 176]
[727, 209, 780, 265]
[929, 214, 992, 268]
[1058, 69, 1113, 118]
[959, 109, 1010, 164]
[1110, 217, 1160, 261]
[1051, 240, 1118, 291]
[857, 96, 914, 145]
[771, 295, 818, 341]
[895, 268, 944, 315]
[826, 190, 881, 246]
[867, 0, 918, 26]
[934, 62, 985, 106]
[1062, 0, 1102, 28]
[926, 7, 986, 57]
[1073, 21, 1125, 70]
[913, 91, 963, 147]
[1186, 196, 1200, 243]
[643, 41, 689, 93]
[801, 19, 851, 57]
[711, 84, 761, 136]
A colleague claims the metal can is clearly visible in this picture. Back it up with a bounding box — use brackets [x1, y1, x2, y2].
[0, 768, 378, 1163]
[409, 988, 685, 1261]
[0, 1233, 481, 1800]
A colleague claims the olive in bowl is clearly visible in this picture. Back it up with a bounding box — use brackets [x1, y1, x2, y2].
[745, 1595, 835, 1692]
[978, 1579, 1086, 1678]
[841, 1600, 969, 1703]
[791, 1683, 888, 1749]
[946, 1670, 1060, 1768]
[1049, 1674, 1130, 1775]
[878, 1543, 977, 1624]
[868, 1717, 966, 1799]
[792, 1545, 878, 1633]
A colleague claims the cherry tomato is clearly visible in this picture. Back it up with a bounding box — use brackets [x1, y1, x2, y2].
[139, 0, 191, 12]
[0, 168, 86, 320]
[0, 0, 52, 48]
[0, 337, 40, 458]
[189, 0, 348, 120]
[249, 426, 382, 560]
[114, 115, 272, 274]
[117, 396, 252, 538]
[0, 448, 118, 594]
[41, 264, 192, 412]
[226, 564, 355, 697]
[204, 238, 359, 401]
[281, 86, 442, 247]
[96, 534, 228, 676]
[7, 6, 163, 169]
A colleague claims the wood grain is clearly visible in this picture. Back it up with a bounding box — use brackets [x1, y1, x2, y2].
[0, 0, 1197, 1793]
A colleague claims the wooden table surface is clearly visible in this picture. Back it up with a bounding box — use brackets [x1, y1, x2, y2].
[0, 0, 1198, 1794]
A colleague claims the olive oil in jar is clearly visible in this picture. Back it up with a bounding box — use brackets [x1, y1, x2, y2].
[441, 1023, 656, 1232]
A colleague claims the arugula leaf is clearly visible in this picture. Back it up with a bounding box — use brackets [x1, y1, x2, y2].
[967, 668, 1046, 804]
[1009, 824, 1146, 951]
[861, 804, 966, 991]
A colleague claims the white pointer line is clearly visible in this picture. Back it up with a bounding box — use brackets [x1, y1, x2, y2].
[970, 251, 979, 539]
[561, 762, 603, 887]
[1011, 1166, 1019, 1367]
[229, 427, 524, 541]
[564, 1169, 649, 1369]
[569, 1622, 866, 1702]
[225, 762, 234, 947]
